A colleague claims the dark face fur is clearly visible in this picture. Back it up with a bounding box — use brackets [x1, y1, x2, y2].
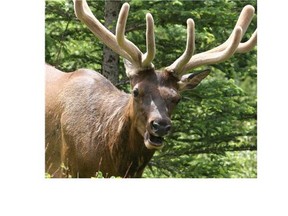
[129, 68, 181, 150]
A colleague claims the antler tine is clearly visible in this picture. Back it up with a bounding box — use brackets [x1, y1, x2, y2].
[116, 3, 143, 66]
[116, 4, 155, 68]
[73, 0, 133, 63]
[234, 5, 255, 39]
[165, 19, 195, 75]
[205, 5, 256, 54]
[168, 5, 257, 78]
[142, 13, 156, 68]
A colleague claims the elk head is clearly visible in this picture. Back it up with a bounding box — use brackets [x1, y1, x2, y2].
[73, 0, 257, 150]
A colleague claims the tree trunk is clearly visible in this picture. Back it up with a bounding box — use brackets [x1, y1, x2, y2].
[102, 0, 121, 85]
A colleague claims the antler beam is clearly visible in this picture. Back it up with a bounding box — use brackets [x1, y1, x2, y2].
[166, 5, 257, 78]
[165, 19, 195, 76]
[73, 0, 155, 69]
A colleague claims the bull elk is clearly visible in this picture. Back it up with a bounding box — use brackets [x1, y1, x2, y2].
[45, 0, 257, 178]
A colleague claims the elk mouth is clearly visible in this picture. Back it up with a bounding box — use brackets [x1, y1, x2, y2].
[144, 131, 164, 150]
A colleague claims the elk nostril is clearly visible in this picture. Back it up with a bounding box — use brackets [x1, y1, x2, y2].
[165, 125, 171, 132]
[151, 121, 160, 131]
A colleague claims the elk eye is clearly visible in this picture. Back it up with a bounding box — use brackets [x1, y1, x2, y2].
[132, 88, 139, 97]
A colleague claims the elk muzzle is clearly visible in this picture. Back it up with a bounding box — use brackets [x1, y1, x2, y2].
[144, 118, 171, 150]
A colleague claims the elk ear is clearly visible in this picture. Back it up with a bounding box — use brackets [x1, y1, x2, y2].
[177, 69, 210, 91]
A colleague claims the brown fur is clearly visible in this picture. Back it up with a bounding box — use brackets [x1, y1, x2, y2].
[46, 65, 156, 177]
[45, 62, 209, 178]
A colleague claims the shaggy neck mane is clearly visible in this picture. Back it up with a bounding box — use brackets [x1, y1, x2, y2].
[98, 93, 155, 177]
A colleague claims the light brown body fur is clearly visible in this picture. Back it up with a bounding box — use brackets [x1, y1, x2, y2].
[45, 64, 161, 177]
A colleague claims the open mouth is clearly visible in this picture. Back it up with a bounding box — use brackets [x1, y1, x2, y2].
[144, 131, 164, 150]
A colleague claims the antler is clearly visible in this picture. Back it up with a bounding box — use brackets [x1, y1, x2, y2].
[73, 0, 155, 69]
[166, 5, 257, 78]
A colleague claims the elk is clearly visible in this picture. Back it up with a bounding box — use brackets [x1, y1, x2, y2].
[45, 0, 257, 178]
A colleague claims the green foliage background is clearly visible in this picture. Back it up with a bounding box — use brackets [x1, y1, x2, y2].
[45, 0, 257, 178]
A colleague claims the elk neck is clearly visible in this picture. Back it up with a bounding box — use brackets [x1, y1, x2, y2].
[104, 93, 155, 177]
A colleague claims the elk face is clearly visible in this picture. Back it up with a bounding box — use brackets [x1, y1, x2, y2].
[127, 61, 209, 150]
[126, 62, 209, 149]
[131, 70, 174, 149]
[128, 69, 178, 150]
